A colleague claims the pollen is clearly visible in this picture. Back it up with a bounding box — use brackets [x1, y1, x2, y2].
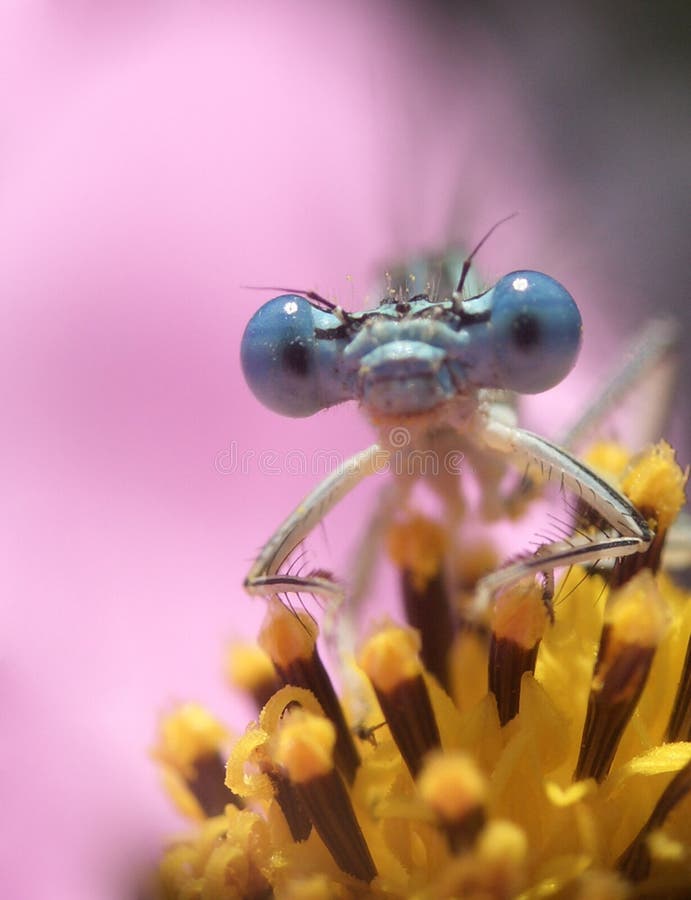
[275, 709, 337, 783]
[419, 751, 487, 818]
[155, 704, 228, 777]
[490, 578, 549, 648]
[584, 441, 632, 483]
[358, 622, 423, 693]
[620, 440, 688, 532]
[258, 599, 318, 666]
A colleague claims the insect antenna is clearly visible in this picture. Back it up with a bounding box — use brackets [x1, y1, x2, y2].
[454, 212, 518, 302]
[242, 284, 338, 311]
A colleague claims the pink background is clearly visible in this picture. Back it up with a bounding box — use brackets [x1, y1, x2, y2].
[1, 4, 685, 897]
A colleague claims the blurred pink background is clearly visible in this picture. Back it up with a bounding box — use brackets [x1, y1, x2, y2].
[1, 3, 686, 898]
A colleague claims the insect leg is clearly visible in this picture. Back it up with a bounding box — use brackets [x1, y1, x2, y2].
[560, 318, 679, 452]
[473, 419, 653, 612]
[347, 478, 411, 610]
[504, 319, 679, 516]
[244, 443, 388, 603]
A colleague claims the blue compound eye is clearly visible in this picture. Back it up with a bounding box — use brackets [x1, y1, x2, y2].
[490, 271, 582, 394]
[241, 294, 324, 417]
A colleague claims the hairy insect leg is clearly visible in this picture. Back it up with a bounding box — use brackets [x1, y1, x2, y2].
[321, 481, 402, 673]
[244, 443, 389, 605]
[472, 418, 653, 613]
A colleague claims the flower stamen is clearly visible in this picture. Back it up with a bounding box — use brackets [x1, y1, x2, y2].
[359, 623, 441, 778]
[388, 515, 454, 691]
[274, 708, 378, 883]
[153, 704, 243, 820]
[666, 636, 691, 742]
[258, 599, 360, 783]
[154, 440, 690, 896]
[612, 441, 688, 587]
[574, 571, 669, 782]
[617, 759, 691, 883]
[418, 751, 488, 854]
[488, 579, 550, 725]
[226, 642, 280, 710]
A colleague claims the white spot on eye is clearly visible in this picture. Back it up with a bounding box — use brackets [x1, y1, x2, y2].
[284, 300, 299, 315]
[512, 277, 529, 292]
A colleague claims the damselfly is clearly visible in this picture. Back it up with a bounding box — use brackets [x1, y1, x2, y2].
[240, 225, 677, 624]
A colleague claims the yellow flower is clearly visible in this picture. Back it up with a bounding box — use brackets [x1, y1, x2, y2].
[154, 442, 691, 898]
